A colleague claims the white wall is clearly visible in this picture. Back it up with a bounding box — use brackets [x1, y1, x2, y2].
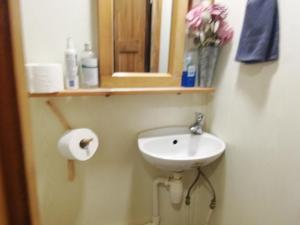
[20, 1, 210, 225]
[207, 0, 300, 225]
[29, 96, 208, 225]
[20, 0, 98, 63]
[22, 0, 300, 225]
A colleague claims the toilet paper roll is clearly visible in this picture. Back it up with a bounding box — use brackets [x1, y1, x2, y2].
[58, 128, 99, 161]
[25, 63, 64, 93]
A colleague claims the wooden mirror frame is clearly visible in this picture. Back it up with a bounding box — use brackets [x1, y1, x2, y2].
[98, 0, 189, 88]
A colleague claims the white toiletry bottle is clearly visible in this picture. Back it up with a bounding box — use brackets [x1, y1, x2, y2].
[65, 37, 79, 89]
[80, 43, 99, 88]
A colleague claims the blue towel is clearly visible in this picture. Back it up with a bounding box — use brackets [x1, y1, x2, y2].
[236, 0, 279, 63]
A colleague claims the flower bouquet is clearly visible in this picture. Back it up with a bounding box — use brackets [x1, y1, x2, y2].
[186, 1, 233, 87]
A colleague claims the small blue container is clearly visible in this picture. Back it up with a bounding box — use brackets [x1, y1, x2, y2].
[181, 65, 196, 87]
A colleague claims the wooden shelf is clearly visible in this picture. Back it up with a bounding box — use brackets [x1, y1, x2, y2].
[28, 87, 215, 97]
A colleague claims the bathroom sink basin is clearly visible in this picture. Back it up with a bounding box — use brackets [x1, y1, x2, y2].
[137, 127, 225, 171]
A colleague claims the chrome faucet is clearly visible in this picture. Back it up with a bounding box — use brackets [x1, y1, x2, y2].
[189, 112, 205, 135]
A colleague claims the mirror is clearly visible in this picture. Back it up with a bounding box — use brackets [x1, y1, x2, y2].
[113, 0, 174, 73]
[99, 0, 188, 87]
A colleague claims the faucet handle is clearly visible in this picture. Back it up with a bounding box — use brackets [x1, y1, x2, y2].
[195, 112, 205, 123]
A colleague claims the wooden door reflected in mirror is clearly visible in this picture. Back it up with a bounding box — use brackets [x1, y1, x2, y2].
[113, 0, 173, 73]
[98, 0, 188, 88]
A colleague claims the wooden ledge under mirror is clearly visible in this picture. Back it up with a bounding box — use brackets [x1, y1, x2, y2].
[98, 0, 190, 88]
[28, 87, 215, 98]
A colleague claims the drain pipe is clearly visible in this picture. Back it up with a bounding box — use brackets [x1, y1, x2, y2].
[152, 178, 168, 225]
[199, 169, 216, 225]
[145, 173, 183, 225]
[204, 209, 214, 225]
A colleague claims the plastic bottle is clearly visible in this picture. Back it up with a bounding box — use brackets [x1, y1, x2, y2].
[181, 53, 196, 87]
[81, 43, 94, 59]
[65, 37, 79, 89]
[80, 43, 99, 88]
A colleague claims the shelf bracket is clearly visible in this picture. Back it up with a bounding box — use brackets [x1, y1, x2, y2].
[46, 100, 75, 182]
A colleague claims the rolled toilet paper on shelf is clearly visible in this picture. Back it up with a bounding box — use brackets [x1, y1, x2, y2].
[58, 128, 99, 161]
[25, 63, 64, 93]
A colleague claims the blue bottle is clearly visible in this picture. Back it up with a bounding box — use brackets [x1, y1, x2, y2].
[181, 53, 196, 87]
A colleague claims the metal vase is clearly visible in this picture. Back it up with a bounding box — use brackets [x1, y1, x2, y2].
[198, 46, 220, 87]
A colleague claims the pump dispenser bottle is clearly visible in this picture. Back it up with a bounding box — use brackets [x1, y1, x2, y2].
[65, 37, 79, 89]
[80, 43, 99, 88]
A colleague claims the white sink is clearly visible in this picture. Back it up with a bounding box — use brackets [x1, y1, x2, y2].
[137, 127, 225, 171]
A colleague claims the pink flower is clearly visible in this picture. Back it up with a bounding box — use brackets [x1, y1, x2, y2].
[217, 21, 234, 45]
[186, 4, 206, 29]
[186, 3, 228, 30]
[209, 4, 228, 21]
[186, 2, 233, 46]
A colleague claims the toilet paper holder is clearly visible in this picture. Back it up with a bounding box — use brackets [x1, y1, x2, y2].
[79, 138, 93, 149]
[46, 100, 76, 181]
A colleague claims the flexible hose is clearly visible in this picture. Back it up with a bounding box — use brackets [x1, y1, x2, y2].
[198, 169, 216, 210]
[185, 168, 217, 225]
[185, 168, 201, 205]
